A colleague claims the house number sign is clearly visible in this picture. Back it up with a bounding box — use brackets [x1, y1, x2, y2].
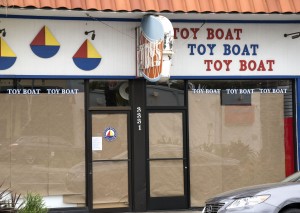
[136, 106, 142, 131]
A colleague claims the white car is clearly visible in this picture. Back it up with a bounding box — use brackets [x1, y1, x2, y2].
[202, 171, 300, 213]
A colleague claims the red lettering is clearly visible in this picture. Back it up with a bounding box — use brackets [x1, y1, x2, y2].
[216, 29, 224, 39]
[173, 28, 180, 39]
[190, 28, 200, 39]
[239, 60, 275, 71]
[204, 60, 213, 71]
[223, 60, 232, 71]
[207, 28, 243, 40]
[266, 60, 275, 71]
[225, 29, 233, 40]
[234, 29, 243, 40]
[180, 28, 189, 39]
[204, 60, 232, 71]
[248, 60, 256, 71]
[214, 60, 222, 71]
[206, 28, 214, 40]
[239, 60, 247, 71]
[257, 60, 266, 71]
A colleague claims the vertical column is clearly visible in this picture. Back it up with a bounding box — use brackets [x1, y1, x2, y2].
[297, 78, 300, 171]
[131, 79, 147, 211]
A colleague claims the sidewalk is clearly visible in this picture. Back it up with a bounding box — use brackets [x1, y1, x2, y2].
[135, 211, 201, 213]
[136, 210, 201, 213]
[129, 209, 202, 213]
[140, 211, 200, 213]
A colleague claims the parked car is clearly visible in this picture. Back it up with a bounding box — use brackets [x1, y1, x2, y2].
[202, 171, 300, 213]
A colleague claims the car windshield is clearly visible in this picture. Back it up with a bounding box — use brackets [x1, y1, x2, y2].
[282, 171, 300, 182]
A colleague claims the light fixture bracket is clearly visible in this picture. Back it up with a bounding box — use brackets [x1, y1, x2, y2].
[85, 30, 96, 40]
[284, 32, 300, 39]
[0, 28, 6, 37]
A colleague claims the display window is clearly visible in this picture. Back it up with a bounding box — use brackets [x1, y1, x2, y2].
[0, 78, 296, 211]
[0, 79, 86, 208]
[188, 80, 294, 206]
[146, 80, 185, 106]
[89, 80, 130, 107]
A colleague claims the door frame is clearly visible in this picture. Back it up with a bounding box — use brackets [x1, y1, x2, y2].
[87, 109, 132, 213]
[146, 109, 189, 210]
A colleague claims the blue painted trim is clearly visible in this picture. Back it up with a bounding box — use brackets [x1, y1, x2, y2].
[0, 14, 141, 22]
[0, 75, 297, 79]
[1, 14, 300, 24]
[297, 78, 300, 171]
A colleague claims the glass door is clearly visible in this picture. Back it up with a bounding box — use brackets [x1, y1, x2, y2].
[147, 111, 188, 210]
[89, 112, 131, 211]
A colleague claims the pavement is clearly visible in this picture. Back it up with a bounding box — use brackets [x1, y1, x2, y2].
[135, 212, 201, 213]
[139, 211, 200, 213]
[129, 209, 202, 213]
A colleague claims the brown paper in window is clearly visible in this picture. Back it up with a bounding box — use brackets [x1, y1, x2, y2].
[188, 92, 286, 207]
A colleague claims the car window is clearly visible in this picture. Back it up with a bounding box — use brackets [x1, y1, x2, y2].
[282, 171, 300, 182]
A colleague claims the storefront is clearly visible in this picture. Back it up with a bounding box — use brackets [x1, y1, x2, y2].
[0, 2, 299, 213]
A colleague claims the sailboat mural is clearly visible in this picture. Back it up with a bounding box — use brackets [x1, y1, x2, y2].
[30, 26, 60, 58]
[0, 37, 17, 70]
[73, 39, 102, 71]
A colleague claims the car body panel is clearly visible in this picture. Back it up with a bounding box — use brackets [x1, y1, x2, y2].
[203, 172, 300, 213]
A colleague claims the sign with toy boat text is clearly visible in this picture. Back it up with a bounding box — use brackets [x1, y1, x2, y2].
[1, 18, 300, 77]
[171, 23, 300, 77]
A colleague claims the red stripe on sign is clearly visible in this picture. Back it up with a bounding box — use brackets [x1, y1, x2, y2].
[31, 26, 46, 46]
[73, 40, 88, 58]
[284, 117, 295, 177]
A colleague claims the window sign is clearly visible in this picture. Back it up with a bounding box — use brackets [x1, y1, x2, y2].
[172, 23, 300, 77]
[92, 137, 102, 151]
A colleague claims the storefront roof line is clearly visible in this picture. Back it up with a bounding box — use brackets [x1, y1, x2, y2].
[1, 0, 300, 14]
